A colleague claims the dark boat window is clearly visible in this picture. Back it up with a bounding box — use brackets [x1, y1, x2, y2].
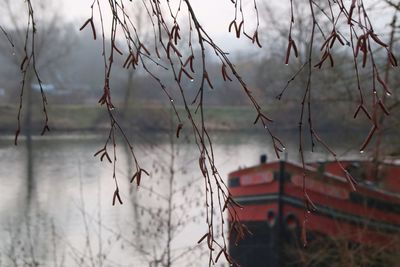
[350, 193, 400, 214]
[229, 177, 240, 187]
[266, 210, 276, 227]
[346, 163, 366, 182]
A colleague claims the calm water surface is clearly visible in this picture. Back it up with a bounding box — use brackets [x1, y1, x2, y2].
[0, 131, 362, 266]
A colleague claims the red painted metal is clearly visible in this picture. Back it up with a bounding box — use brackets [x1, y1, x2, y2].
[228, 160, 400, 246]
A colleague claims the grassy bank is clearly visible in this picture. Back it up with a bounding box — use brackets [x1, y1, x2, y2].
[0, 102, 393, 140]
[0, 104, 270, 134]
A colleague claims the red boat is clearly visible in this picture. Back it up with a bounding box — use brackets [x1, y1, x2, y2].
[228, 157, 400, 267]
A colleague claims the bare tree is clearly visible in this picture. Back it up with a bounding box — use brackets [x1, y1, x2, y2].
[0, 0, 75, 211]
[2, 1, 399, 266]
[131, 114, 205, 267]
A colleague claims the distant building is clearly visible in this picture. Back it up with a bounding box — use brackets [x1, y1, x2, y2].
[31, 83, 56, 92]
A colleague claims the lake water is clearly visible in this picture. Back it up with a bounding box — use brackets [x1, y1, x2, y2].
[0, 130, 364, 266]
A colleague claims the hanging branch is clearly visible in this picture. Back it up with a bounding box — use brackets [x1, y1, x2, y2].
[9, 0, 398, 265]
[278, 0, 398, 246]
[78, 0, 277, 265]
[15, 0, 50, 145]
[78, 0, 398, 262]
[0, 24, 14, 48]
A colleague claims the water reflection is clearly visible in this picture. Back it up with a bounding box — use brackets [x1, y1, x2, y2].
[0, 130, 362, 266]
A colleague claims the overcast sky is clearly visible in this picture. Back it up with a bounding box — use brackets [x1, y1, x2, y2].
[54, 0, 392, 55]
[64, 0, 235, 32]
[62, 0, 266, 52]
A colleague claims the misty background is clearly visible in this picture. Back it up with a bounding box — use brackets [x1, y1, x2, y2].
[0, 0, 399, 266]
